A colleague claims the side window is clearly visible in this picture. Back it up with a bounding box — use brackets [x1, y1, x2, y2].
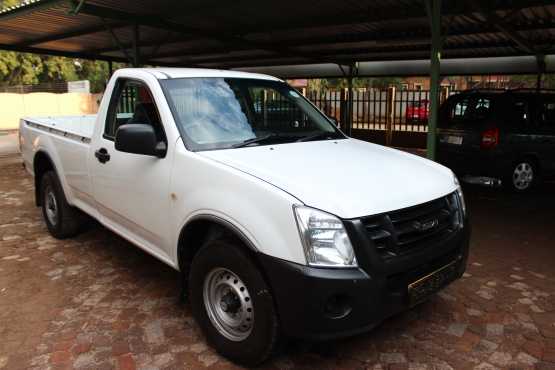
[539, 98, 555, 132]
[449, 97, 471, 122]
[511, 98, 530, 128]
[472, 97, 492, 121]
[105, 79, 166, 142]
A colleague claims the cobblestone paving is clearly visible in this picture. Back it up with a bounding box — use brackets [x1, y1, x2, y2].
[0, 157, 554, 370]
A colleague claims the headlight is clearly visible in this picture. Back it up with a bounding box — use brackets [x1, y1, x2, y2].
[293, 206, 357, 268]
[454, 175, 466, 216]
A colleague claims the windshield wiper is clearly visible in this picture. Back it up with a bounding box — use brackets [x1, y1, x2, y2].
[296, 132, 340, 142]
[231, 134, 292, 148]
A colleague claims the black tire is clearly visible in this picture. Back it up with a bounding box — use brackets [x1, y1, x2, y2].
[189, 239, 279, 366]
[505, 159, 537, 193]
[40, 171, 85, 239]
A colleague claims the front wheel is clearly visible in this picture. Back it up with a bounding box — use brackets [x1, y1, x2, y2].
[189, 239, 279, 366]
[506, 160, 537, 193]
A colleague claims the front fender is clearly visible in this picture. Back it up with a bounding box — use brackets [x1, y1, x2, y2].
[169, 141, 307, 266]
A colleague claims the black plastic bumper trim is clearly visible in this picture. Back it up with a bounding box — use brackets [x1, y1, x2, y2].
[257, 217, 470, 341]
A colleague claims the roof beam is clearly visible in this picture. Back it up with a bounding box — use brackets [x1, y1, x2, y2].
[187, 40, 555, 68]
[230, 0, 553, 35]
[15, 22, 128, 47]
[13, 15, 555, 60]
[101, 18, 134, 64]
[0, 0, 65, 20]
[281, 21, 555, 48]
[71, 1, 327, 64]
[0, 43, 182, 67]
[147, 20, 555, 62]
[87, 34, 196, 55]
[468, 1, 537, 54]
[0, 43, 131, 63]
[493, 22, 534, 53]
[71, 1, 353, 67]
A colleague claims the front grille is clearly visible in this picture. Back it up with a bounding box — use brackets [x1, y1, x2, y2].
[360, 193, 462, 259]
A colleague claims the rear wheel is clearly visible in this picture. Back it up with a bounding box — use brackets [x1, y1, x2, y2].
[189, 239, 279, 366]
[506, 160, 537, 193]
[40, 171, 85, 238]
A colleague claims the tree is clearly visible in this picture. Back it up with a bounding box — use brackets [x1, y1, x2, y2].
[78, 60, 123, 93]
[307, 77, 402, 91]
[307, 79, 329, 93]
[0, 0, 20, 9]
[0, 52, 43, 85]
[0, 0, 114, 93]
[41, 56, 79, 82]
[509, 74, 555, 89]
[362, 77, 402, 89]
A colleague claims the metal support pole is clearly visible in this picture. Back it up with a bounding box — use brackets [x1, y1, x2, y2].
[536, 54, 546, 92]
[108, 60, 113, 76]
[133, 24, 140, 67]
[386, 86, 395, 146]
[426, 0, 442, 161]
[347, 73, 354, 136]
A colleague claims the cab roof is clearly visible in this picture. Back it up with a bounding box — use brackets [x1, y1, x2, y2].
[137, 68, 283, 81]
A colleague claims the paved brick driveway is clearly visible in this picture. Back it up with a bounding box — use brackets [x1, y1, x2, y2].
[0, 156, 554, 370]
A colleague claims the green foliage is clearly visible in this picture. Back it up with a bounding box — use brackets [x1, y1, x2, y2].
[42, 57, 79, 82]
[77, 60, 127, 93]
[0, 0, 21, 9]
[509, 74, 555, 89]
[307, 77, 402, 92]
[0, 51, 43, 85]
[307, 79, 329, 93]
[0, 0, 114, 93]
[362, 77, 403, 89]
[0, 51, 116, 93]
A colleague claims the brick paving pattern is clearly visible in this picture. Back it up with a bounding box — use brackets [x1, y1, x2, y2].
[0, 157, 554, 370]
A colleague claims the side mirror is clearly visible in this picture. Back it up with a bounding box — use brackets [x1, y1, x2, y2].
[328, 116, 340, 128]
[115, 124, 166, 158]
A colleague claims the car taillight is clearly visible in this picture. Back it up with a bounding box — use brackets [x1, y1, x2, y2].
[481, 127, 499, 149]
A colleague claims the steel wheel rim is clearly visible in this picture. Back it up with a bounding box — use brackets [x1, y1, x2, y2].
[203, 267, 254, 341]
[512, 162, 534, 190]
[44, 186, 58, 226]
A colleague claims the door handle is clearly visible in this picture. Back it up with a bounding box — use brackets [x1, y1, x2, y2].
[94, 148, 111, 164]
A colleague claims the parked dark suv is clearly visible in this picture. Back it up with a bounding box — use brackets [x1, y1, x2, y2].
[436, 89, 555, 192]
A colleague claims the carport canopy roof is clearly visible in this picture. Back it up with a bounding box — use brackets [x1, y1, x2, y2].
[1, 0, 555, 76]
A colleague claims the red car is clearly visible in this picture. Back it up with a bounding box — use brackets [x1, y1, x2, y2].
[406, 99, 429, 122]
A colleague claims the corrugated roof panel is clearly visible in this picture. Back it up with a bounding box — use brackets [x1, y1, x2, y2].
[0, 0, 554, 69]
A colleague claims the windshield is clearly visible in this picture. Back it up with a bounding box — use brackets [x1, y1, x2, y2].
[160, 77, 345, 151]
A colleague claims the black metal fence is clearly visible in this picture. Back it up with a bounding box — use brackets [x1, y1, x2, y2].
[304, 88, 458, 134]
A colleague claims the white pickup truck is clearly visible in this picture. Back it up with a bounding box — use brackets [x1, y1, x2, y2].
[20, 68, 470, 366]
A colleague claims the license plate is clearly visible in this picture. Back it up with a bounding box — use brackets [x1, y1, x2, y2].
[408, 260, 458, 306]
[445, 135, 463, 145]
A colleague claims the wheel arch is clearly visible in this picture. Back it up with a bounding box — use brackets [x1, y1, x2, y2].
[33, 150, 58, 207]
[521, 153, 540, 170]
[177, 214, 259, 275]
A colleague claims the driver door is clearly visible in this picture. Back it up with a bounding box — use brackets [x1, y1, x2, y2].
[90, 78, 173, 263]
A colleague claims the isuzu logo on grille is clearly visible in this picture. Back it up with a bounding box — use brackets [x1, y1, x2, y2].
[413, 219, 439, 232]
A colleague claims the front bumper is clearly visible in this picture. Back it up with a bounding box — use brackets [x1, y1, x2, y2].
[258, 219, 470, 340]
